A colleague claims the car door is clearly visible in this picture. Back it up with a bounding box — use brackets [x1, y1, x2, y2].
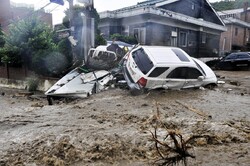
[146, 67, 169, 89]
[235, 53, 250, 67]
[219, 53, 237, 70]
[165, 67, 188, 89]
[182, 67, 204, 88]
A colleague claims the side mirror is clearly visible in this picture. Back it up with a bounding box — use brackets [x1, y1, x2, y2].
[198, 76, 205, 81]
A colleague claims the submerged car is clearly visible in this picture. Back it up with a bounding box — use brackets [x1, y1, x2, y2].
[122, 46, 217, 95]
[206, 52, 250, 70]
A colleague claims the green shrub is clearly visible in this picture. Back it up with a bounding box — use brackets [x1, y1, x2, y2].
[27, 77, 39, 92]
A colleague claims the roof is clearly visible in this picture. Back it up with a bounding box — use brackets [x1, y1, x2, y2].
[218, 7, 250, 16]
[141, 46, 194, 65]
[99, 0, 226, 31]
[112, 0, 179, 13]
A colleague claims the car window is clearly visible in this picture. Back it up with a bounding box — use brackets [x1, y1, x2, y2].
[148, 67, 169, 77]
[132, 48, 153, 74]
[225, 54, 237, 60]
[186, 67, 202, 79]
[171, 48, 190, 62]
[167, 67, 187, 79]
[238, 53, 250, 59]
[167, 67, 202, 79]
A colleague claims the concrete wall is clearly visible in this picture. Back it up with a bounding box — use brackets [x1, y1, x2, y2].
[0, 77, 58, 92]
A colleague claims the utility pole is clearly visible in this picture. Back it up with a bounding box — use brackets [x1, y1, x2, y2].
[67, 0, 95, 64]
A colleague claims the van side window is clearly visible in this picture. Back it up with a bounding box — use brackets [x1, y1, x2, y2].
[167, 67, 187, 79]
[132, 48, 153, 74]
[167, 67, 202, 79]
[148, 67, 169, 77]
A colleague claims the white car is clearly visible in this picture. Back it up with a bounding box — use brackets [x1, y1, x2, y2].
[122, 46, 217, 95]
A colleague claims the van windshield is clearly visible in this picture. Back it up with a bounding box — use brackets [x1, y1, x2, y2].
[132, 48, 153, 74]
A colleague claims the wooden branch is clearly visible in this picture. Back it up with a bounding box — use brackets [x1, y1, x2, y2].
[175, 100, 212, 119]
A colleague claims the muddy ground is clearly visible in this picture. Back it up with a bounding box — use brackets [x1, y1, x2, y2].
[0, 70, 249, 166]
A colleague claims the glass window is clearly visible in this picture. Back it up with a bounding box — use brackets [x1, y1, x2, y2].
[167, 67, 187, 79]
[132, 48, 153, 74]
[238, 53, 250, 59]
[202, 33, 206, 44]
[179, 32, 187, 47]
[148, 67, 169, 77]
[235, 28, 238, 36]
[225, 54, 237, 60]
[172, 48, 190, 62]
[167, 67, 202, 79]
[186, 68, 202, 79]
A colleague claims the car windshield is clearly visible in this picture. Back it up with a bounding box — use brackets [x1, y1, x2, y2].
[132, 48, 154, 74]
[193, 59, 206, 76]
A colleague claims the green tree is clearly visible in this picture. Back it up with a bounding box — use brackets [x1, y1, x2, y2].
[212, 0, 250, 11]
[0, 25, 5, 47]
[110, 33, 138, 45]
[3, 17, 70, 76]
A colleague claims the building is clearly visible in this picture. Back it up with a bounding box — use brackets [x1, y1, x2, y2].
[0, 0, 11, 32]
[218, 5, 250, 55]
[99, 0, 226, 57]
[0, 0, 52, 33]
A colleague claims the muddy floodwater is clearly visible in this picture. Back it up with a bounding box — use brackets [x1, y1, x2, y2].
[0, 70, 250, 165]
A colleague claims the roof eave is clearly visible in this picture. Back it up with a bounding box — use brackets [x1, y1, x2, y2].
[100, 7, 227, 32]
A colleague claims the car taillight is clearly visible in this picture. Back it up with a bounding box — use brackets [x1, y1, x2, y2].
[137, 77, 147, 87]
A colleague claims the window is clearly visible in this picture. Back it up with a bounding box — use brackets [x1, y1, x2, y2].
[186, 68, 202, 79]
[235, 28, 238, 36]
[148, 67, 169, 77]
[172, 48, 190, 62]
[238, 53, 250, 59]
[202, 33, 206, 44]
[225, 53, 237, 60]
[132, 48, 153, 74]
[167, 67, 187, 79]
[167, 67, 202, 79]
[179, 32, 187, 47]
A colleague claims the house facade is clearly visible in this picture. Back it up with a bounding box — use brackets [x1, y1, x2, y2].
[99, 0, 226, 57]
[218, 6, 250, 55]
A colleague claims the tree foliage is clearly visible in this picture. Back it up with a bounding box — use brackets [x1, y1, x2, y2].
[2, 17, 71, 76]
[211, 0, 250, 11]
[0, 25, 5, 47]
[110, 33, 138, 45]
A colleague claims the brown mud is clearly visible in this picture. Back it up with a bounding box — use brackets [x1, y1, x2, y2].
[0, 70, 249, 165]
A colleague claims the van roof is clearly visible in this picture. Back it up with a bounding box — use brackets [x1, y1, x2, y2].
[141, 46, 195, 65]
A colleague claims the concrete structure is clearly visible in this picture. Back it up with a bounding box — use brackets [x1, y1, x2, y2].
[0, 0, 53, 33]
[99, 0, 226, 57]
[218, 6, 250, 55]
[0, 0, 11, 32]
